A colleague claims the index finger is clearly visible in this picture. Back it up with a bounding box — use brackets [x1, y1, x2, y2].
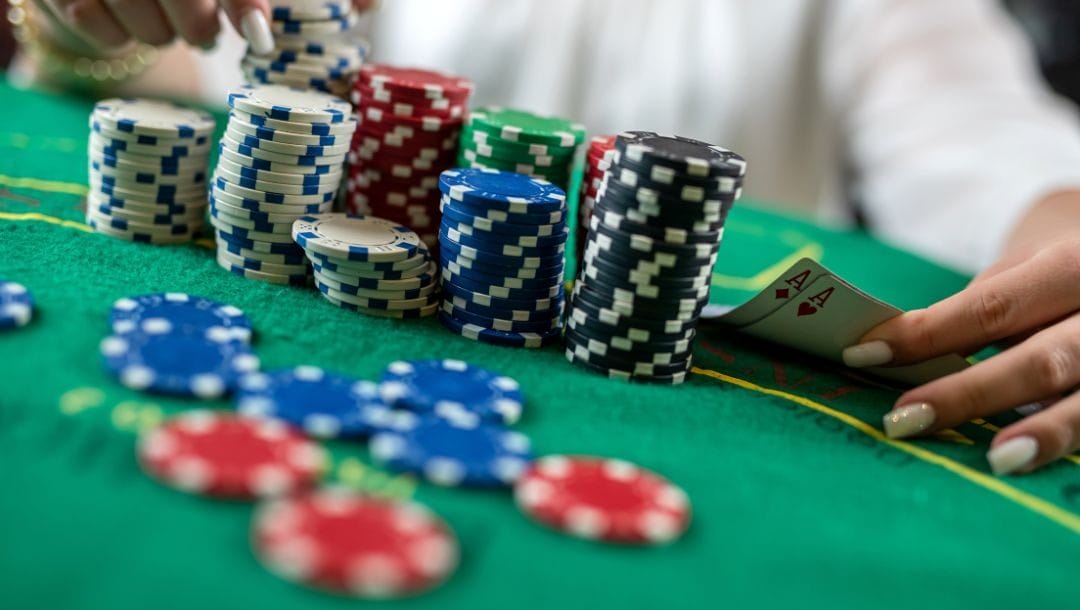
[843, 239, 1080, 367]
[218, 0, 274, 54]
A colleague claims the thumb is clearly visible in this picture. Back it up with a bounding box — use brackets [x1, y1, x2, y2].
[220, 0, 275, 55]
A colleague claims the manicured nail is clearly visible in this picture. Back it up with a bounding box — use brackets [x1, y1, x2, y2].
[883, 403, 935, 438]
[241, 9, 275, 56]
[842, 340, 893, 368]
[986, 436, 1038, 475]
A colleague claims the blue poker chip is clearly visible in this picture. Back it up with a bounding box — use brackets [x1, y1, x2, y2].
[441, 278, 564, 313]
[440, 301, 561, 335]
[441, 290, 564, 326]
[439, 201, 566, 237]
[214, 229, 307, 256]
[379, 359, 525, 425]
[437, 310, 562, 349]
[91, 98, 216, 139]
[439, 196, 567, 226]
[100, 327, 260, 398]
[441, 268, 561, 300]
[438, 168, 566, 214]
[441, 221, 568, 251]
[235, 366, 389, 438]
[292, 213, 423, 263]
[439, 232, 565, 270]
[95, 181, 203, 203]
[369, 416, 532, 487]
[440, 250, 564, 282]
[441, 259, 562, 290]
[0, 281, 33, 329]
[227, 85, 352, 124]
[110, 293, 252, 342]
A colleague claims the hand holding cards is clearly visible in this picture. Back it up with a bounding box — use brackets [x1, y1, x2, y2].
[704, 257, 969, 386]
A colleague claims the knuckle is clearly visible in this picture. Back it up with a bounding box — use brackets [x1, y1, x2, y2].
[1029, 346, 1077, 391]
[899, 309, 939, 358]
[969, 291, 1014, 338]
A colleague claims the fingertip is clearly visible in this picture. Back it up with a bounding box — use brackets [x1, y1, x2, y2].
[842, 340, 893, 368]
[986, 434, 1039, 475]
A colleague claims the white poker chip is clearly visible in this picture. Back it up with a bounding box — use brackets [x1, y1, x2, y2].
[292, 213, 422, 263]
[0, 281, 33, 329]
[91, 98, 216, 139]
[227, 85, 353, 125]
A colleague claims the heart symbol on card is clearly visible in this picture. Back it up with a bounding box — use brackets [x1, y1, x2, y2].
[775, 288, 790, 299]
[797, 302, 817, 316]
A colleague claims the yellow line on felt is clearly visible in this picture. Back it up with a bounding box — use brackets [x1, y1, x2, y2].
[0, 211, 93, 233]
[690, 366, 1080, 536]
[0, 174, 88, 196]
[711, 242, 824, 291]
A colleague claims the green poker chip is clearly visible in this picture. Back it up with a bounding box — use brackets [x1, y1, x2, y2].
[467, 107, 587, 147]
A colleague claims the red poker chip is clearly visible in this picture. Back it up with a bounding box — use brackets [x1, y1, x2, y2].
[352, 86, 467, 120]
[359, 106, 464, 134]
[514, 455, 691, 544]
[352, 132, 458, 161]
[358, 64, 474, 101]
[252, 488, 459, 598]
[356, 123, 463, 149]
[355, 81, 470, 107]
[588, 134, 617, 154]
[137, 411, 327, 500]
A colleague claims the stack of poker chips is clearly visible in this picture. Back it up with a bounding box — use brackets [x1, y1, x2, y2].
[567, 131, 747, 384]
[458, 106, 585, 194]
[292, 213, 441, 318]
[241, 0, 369, 97]
[436, 168, 568, 348]
[577, 134, 617, 261]
[346, 64, 474, 251]
[86, 98, 214, 244]
[211, 84, 356, 286]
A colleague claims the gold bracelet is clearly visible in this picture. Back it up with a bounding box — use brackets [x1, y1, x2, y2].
[8, 0, 159, 86]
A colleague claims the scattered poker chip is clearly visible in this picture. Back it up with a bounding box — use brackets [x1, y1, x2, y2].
[0, 281, 33, 329]
[292, 213, 421, 262]
[137, 410, 327, 499]
[370, 416, 532, 487]
[236, 366, 389, 438]
[252, 487, 458, 598]
[514, 455, 691, 544]
[86, 98, 213, 244]
[379, 359, 524, 425]
[100, 327, 261, 398]
[109, 293, 253, 343]
[228, 85, 353, 124]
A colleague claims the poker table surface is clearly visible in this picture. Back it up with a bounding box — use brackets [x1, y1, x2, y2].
[1, 81, 1077, 610]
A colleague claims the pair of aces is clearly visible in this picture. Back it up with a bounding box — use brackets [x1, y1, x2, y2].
[704, 258, 969, 386]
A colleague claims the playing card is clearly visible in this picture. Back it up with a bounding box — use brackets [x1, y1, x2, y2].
[739, 273, 969, 386]
[705, 257, 831, 327]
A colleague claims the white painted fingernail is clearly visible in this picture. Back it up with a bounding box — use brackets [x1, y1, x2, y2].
[883, 403, 935, 438]
[986, 436, 1038, 475]
[241, 10, 275, 56]
[842, 340, 893, 368]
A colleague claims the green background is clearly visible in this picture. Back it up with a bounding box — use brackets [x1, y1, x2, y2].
[0, 81, 1077, 610]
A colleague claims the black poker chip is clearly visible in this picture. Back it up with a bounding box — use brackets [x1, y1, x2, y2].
[615, 131, 747, 179]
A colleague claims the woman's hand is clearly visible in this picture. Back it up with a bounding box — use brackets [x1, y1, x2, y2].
[843, 191, 1080, 475]
[33, 0, 272, 54]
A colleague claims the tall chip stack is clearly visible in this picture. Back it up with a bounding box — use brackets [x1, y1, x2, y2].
[577, 135, 617, 261]
[346, 65, 474, 252]
[86, 99, 214, 244]
[567, 131, 747, 384]
[436, 168, 568, 348]
[241, 0, 369, 97]
[211, 85, 356, 285]
[458, 107, 585, 195]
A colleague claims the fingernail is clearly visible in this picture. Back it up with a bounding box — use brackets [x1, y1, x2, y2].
[883, 403, 935, 438]
[986, 436, 1039, 475]
[842, 340, 893, 368]
[241, 9, 275, 56]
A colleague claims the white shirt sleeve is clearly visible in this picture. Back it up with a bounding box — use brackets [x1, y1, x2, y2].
[820, 0, 1080, 273]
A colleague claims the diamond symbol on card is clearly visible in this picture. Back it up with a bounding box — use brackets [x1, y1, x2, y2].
[775, 288, 790, 299]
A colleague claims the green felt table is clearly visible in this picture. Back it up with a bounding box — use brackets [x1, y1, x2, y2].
[0, 81, 1077, 610]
